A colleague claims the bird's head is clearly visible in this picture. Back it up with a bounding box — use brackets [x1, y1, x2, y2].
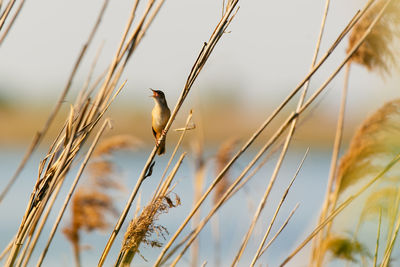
[150, 88, 166, 103]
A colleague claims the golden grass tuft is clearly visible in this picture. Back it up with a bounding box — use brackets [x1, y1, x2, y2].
[214, 138, 237, 204]
[119, 193, 180, 264]
[347, 0, 400, 74]
[336, 99, 400, 193]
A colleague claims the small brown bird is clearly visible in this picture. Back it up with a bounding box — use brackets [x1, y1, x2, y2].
[151, 89, 171, 155]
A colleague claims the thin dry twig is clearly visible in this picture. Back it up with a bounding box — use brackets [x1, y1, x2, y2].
[249, 149, 309, 266]
[0, 0, 25, 44]
[313, 62, 351, 266]
[258, 204, 300, 259]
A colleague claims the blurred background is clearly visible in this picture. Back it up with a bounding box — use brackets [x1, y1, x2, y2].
[0, 0, 399, 266]
[0, 0, 399, 146]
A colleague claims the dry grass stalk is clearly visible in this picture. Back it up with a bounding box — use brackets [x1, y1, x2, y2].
[6, 79, 124, 266]
[373, 209, 382, 267]
[156, 4, 375, 264]
[280, 150, 400, 266]
[230, 0, 330, 254]
[312, 55, 351, 267]
[36, 120, 113, 266]
[348, 0, 400, 74]
[380, 210, 400, 266]
[250, 149, 308, 267]
[0, 0, 25, 44]
[0, 0, 110, 203]
[258, 203, 299, 259]
[0, 0, 17, 32]
[160, 144, 281, 266]
[20, 176, 66, 267]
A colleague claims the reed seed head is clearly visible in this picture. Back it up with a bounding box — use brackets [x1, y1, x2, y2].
[348, 0, 400, 75]
[121, 193, 181, 258]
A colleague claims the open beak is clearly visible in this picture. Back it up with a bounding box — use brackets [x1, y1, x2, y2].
[149, 88, 157, 97]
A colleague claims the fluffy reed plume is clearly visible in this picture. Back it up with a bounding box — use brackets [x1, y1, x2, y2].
[116, 193, 180, 266]
[63, 189, 118, 266]
[348, 0, 400, 74]
[321, 235, 369, 263]
[213, 139, 237, 204]
[89, 134, 139, 190]
[321, 100, 400, 265]
[336, 99, 400, 193]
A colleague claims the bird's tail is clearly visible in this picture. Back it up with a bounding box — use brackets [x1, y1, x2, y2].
[157, 137, 166, 155]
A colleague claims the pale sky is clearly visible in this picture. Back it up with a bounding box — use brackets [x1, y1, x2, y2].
[0, 0, 399, 119]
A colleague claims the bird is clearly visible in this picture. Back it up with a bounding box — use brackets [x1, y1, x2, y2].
[150, 89, 171, 155]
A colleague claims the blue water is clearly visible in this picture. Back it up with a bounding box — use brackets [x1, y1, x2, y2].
[0, 144, 331, 266]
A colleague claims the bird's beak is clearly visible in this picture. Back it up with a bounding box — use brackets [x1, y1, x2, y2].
[149, 88, 157, 98]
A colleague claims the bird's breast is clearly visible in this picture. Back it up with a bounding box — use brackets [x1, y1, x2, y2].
[152, 105, 170, 132]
